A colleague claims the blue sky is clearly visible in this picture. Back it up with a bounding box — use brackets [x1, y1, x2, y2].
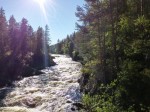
[0, 0, 85, 44]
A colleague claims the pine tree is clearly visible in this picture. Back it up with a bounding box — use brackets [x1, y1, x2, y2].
[19, 18, 28, 56]
[0, 8, 8, 56]
[8, 15, 18, 53]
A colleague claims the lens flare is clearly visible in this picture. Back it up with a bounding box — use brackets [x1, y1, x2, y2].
[34, 0, 46, 5]
[33, 0, 56, 67]
[33, 0, 56, 24]
[33, 0, 47, 23]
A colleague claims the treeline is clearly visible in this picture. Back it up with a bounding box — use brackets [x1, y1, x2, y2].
[50, 33, 83, 61]
[0, 8, 55, 87]
[52, 0, 150, 111]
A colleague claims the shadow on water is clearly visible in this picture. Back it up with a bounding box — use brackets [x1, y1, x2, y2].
[0, 87, 14, 106]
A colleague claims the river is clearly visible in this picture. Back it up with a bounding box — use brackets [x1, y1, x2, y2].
[0, 54, 82, 112]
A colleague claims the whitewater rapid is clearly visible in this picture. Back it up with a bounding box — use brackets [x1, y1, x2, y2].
[0, 54, 82, 112]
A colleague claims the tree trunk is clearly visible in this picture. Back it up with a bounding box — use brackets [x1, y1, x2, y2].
[109, 0, 117, 79]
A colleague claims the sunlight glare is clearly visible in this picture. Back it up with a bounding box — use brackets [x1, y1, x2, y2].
[33, 0, 55, 24]
[33, 0, 56, 67]
[34, 0, 46, 5]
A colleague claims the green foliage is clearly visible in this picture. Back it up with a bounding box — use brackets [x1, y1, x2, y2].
[82, 59, 100, 75]
[81, 78, 150, 112]
[74, 0, 150, 112]
[81, 85, 122, 112]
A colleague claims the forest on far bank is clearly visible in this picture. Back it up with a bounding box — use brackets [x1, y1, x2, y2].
[0, 8, 55, 87]
[51, 0, 150, 111]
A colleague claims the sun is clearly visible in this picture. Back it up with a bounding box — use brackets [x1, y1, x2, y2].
[34, 0, 46, 5]
[32, 0, 55, 24]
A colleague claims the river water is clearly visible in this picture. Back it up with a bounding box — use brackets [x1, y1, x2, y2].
[0, 54, 82, 112]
